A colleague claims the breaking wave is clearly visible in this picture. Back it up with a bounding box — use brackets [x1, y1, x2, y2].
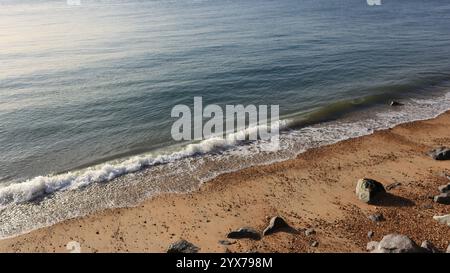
[0, 119, 286, 207]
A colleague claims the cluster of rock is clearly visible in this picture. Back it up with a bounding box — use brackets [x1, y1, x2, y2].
[367, 234, 449, 253]
[434, 181, 450, 205]
[166, 216, 321, 253]
[355, 173, 449, 253]
[432, 171, 450, 227]
[167, 148, 450, 254]
[227, 216, 292, 239]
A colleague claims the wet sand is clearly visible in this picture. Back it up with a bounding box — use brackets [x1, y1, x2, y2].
[1, 111, 449, 253]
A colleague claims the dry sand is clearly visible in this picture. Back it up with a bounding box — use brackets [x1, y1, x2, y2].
[1, 111, 449, 253]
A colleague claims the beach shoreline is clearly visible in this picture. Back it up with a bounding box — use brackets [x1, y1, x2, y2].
[1, 110, 449, 253]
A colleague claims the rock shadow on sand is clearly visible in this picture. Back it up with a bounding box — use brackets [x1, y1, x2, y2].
[371, 192, 415, 207]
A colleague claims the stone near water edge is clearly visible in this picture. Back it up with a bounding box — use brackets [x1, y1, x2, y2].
[227, 227, 261, 240]
[438, 183, 450, 193]
[371, 234, 423, 253]
[367, 241, 379, 252]
[356, 178, 386, 204]
[368, 213, 384, 222]
[262, 216, 290, 236]
[428, 147, 450, 161]
[433, 214, 450, 227]
[421, 240, 441, 253]
[433, 192, 450, 204]
[167, 239, 200, 253]
[305, 228, 316, 236]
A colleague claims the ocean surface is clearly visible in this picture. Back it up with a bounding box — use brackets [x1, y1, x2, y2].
[1, 0, 450, 237]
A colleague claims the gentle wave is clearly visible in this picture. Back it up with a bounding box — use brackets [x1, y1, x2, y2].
[2, 89, 450, 209]
[0, 120, 286, 207]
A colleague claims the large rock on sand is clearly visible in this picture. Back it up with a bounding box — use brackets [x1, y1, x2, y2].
[227, 227, 261, 240]
[370, 234, 423, 253]
[263, 216, 291, 236]
[356, 178, 386, 203]
[167, 240, 200, 253]
[428, 147, 450, 160]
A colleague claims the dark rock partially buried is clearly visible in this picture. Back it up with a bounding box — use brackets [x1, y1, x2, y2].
[356, 178, 386, 204]
[390, 101, 404, 107]
[433, 192, 450, 204]
[421, 241, 441, 253]
[428, 147, 450, 160]
[263, 216, 291, 236]
[368, 213, 384, 222]
[167, 239, 200, 253]
[227, 227, 261, 240]
[438, 183, 450, 193]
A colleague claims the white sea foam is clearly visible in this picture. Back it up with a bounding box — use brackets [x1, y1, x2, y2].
[0, 119, 286, 208]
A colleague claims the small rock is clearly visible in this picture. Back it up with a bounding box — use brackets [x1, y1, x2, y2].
[421, 204, 433, 210]
[438, 183, 450, 193]
[227, 227, 261, 240]
[263, 216, 290, 236]
[447, 244, 450, 253]
[386, 182, 402, 191]
[311, 241, 319, 247]
[371, 234, 423, 253]
[433, 214, 450, 226]
[218, 240, 235, 246]
[305, 228, 316, 236]
[167, 240, 199, 253]
[390, 101, 404, 107]
[433, 192, 450, 204]
[428, 147, 450, 160]
[356, 178, 386, 204]
[421, 240, 441, 253]
[368, 231, 374, 239]
[368, 213, 384, 222]
[367, 241, 379, 252]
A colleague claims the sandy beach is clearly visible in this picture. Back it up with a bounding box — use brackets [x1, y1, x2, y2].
[1, 111, 449, 253]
